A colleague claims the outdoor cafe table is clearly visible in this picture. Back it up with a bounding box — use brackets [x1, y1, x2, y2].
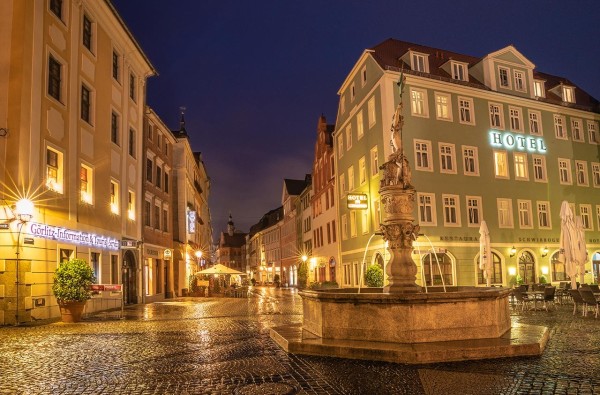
[523, 291, 545, 310]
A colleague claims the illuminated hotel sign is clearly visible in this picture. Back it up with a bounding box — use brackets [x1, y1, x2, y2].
[187, 209, 196, 234]
[28, 222, 120, 251]
[347, 194, 368, 209]
[489, 131, 547, 154]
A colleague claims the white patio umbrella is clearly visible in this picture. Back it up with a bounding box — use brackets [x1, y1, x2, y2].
[559, 201, 579, 289]
[195, 263, 244, 276]
[479, 220, 492, 287]
[575, 216, 588, 285]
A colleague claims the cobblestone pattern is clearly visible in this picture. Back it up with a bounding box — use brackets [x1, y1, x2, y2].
[1, 288, 599, 394]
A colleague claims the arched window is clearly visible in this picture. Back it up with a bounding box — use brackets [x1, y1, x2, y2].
[422, 253, 453, 286]
[551, 251, 567, 282]
[477, 252, 503, 285]
[518, 251, 536, 284]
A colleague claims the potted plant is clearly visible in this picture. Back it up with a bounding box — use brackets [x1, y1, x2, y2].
[365, 264, 384, 287]
[52, 258, 95, 323]
[273, 274, 281, 288]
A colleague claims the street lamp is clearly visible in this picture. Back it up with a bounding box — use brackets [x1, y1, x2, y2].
[14, 198, 34, 325]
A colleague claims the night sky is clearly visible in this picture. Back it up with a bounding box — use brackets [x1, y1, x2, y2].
[111, 0, 600, 238]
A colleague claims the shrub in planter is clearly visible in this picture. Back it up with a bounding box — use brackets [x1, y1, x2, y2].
[52, 258, 96, 322]
[365, 264, 384, 287]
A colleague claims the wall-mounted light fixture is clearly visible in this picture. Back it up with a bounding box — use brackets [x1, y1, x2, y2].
[541, 246, 549, 258]
[510, 246, 516, 257]
[541, 266, 549, 275]
[508, 267, 517, 276]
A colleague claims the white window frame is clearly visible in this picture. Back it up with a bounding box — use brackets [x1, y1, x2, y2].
[410, 52, 429, 73]
[497, 198, 514, 228]
[533, 80, 545, 98]
[528, 110, 543, 136]
[361, 210, 369, 235]
[587, 121, 599, 145]
[458, 97, 475, 125]
[361, 66, 367, 86]
[466, 196, 482, 227]
[462, 145, 479, 176]
[451, 61, 468, 81]
[80, 163, 93, 205]
[435, 92, 452, 121]
[494, 150, 509, 179]
[127, 190, 135, 221]
[356, 110, 364, 140]
[498, 66, 511, 89]
[110, 180, 120, 215]
[368, 96, 376, 128]
[45, 145, 64, 194]
[596, 206, 600, 231]
[489, 103, 504, 129]
[562, 86, 575, 103]
[339, 174, 346, 198]
[410, 88, 429, 118]
[580, 204, 593, 230]
[513, 152, 529, 181]
[350, 82, 356, 102]
[592, 162, 600, 188]
[513, 70, 526, 92]
[438, 143, 457, 174]
[558, 158, 572, 185]
[414, 139, 433, 172]
[345, 124, 352, 151]
[575, 160, 589, 186]
[554, 114, 567, 140]
[537, 201, 551, 229]
[532, 154, 547, 183]
[341, 214, 348, 240]
[347, 166, 354, 191]
[417, 192, 437, 226]
[517, 200, 533, 229]
[337, 135, 344, 159]
[350, 211, 357, 238]
[509, 106, 523, 132]
[359, 156, 366, 185]
[442, 194, 461, 227]
[571, 118, 584, 142]
[370, 146, 379, 177]
[340, 94, 346, 115]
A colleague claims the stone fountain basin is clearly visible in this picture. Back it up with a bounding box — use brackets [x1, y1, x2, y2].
[300, 287, 511, 344]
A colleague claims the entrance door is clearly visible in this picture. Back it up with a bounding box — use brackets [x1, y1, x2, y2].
[518, 251, 536, 284]
[164, 262, 170, 298]
[122, 250, 137, 304]
[592, 253, 600, 283]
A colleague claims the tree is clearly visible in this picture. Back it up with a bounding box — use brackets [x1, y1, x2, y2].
[297, 261, 308, 289]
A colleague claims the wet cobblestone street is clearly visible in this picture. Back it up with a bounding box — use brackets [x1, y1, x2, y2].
[1, 287, 600, 394]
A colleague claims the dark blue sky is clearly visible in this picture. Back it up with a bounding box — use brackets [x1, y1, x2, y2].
[112, 0, 600, 237]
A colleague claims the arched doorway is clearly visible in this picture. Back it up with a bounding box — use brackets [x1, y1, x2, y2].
[518, 251, 536, 284]
[592, 252, 600, 283]
[422, 252, 454, 286]
[477, 251, 503, 285]
[122, 250, 137, 304]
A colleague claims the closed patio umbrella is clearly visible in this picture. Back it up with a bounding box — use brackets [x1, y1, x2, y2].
[575, 216, 588, 285]
[479, 220, 492, 287]
[559, 201, 579, 289]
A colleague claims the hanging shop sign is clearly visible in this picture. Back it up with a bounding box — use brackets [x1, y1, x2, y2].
[347, 194, 368, 209]
[164, 249, 172, 260]
[489, 130, 547, 154]
[28, 222, 120, 251]
[187, 209, 196, 234]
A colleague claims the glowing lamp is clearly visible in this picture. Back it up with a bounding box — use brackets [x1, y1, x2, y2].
[508, 267, 517, 276]
[541, 247, 548, 257]
[510, 246, 516, 257]
[15, 199, 34, 222]
[541, 266, 549, 275]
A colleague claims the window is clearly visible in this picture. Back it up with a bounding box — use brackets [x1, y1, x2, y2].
[466, 196, 482, 227]
[128, 128, 136, 158]
[154, 204, 161, 230]
[337, 135, 344, 159]
[588, 121, 598, 144]
[410, 88, 428, 117]
[361, 66, 367, 86]
[128, 191, 135, 220]
[477, 252, 503, 285]
[347, 166, 354, 191]
[350, 83, 355, 102]
[80, 164, 93, 204]
[48, 56, 62, 101]
[110, 181, 119, 214]
[129, 73, 137, 101]
[356, 111, 364, 139]
[518, 200, 533, 229]
[592, 163, 600, 187]
[423, 253, 453, 286]
[341, 214, 348, 240]
[494, 150, 509, 178]
[46, 147, 63, 193]
[435, 92, 452, 121]
[81, 84, 91, 123]
[156, 166, 162, 188]
[359, 157, 366, 185]
[112, 51, 120, 81]
[537, 201, 551, 229]
[345, 125, 352, 150]
[497, 198, 513, 228]
[339, 174, 346, 197]
[489, 103, 503, 129]
[452, 62, 467, 81]
[532, 155, 547, 182]
[580, 205, 592, 230]
[554, 115, 567, 139]
[361, 211, 369, 235]
[146, 159, 153, 182]
[534, 80, 545, 97]
[558, 159, 572, 184]
[498, 66, 510, 88]
[331, 219, 336, 242]
[458, 97, 474, 125]
[442, 194, 460, 226]
[562, 86, 575, 103]
[571, 119, 584, 142]
[91, 252, 100, 283]
[164, 171, 169, 193]
[513, 70, 525, 92]
[597, 206, 600, 231]
[163, 208, 169, 232]
[418, 193, 436, 226]
[82, 14, 93, 51]
[368, 97, 376, 127]
[513, 152, 528, 180]
[411, 52, 428, 72]
[111, 112, 119, 145]
[576, 161, 588, 186]
[509, 107, 523, 132]
[462, 146, 479, 176]
[528, 111, 542, 136]
[439, 143, 456, 174]
[111, 255, 119, 284]
[144, 200, 151, 227]
[370, 146, 379, 177]
[414, 140, 432, 171]
[50, 0, 63, 19]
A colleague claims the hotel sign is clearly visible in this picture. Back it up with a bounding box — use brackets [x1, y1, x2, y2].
[187, 209, 196, 234]
[489, 130, 547, 154]
[347, 194, 368, 209]
[28, 222, 120, 251]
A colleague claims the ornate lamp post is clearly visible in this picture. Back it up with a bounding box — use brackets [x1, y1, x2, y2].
[14, 198, 34, 325]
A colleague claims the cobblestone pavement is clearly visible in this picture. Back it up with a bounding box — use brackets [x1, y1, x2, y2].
[1, 287, 600, 395]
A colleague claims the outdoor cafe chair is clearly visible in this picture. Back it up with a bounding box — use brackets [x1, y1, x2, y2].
[589, 284, 600, 293]
[542, 286, 556, 311]
[579, 288, 600, 318]
[512, 288, 531, 311]
[568, 289, 585, 316]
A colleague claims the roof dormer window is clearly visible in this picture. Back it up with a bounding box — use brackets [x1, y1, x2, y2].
[562, 85, 575, 103]
[533, 80, 545, 98]
[451, 62, 468, 82]
[498, 66, 510, 89]
[410, 52, 429, 73]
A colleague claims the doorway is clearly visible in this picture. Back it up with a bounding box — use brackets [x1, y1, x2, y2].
[122, 250, 137, 304]
[518, 251, 536, 284]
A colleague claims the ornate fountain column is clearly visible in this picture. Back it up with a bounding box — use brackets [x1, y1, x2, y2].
[379, 74, 420, 293]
